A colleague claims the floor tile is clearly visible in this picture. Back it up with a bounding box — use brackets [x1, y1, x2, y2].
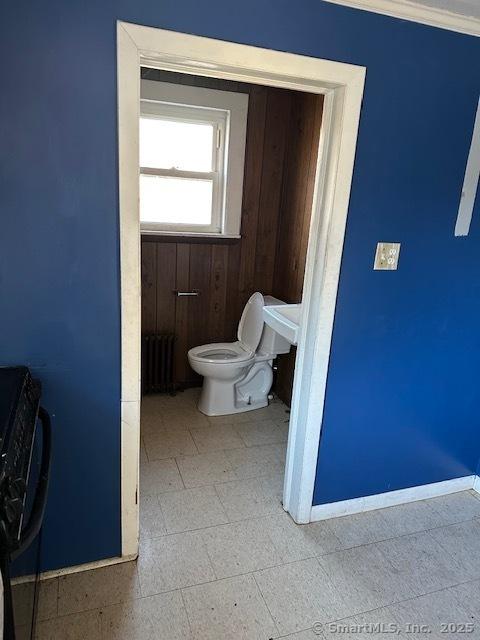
[215, 474, 284, 521]
[322, 607, 400, 640]
[12, 578, 58, 625]
[36, 610, 102, 640]
[57, 562, 141, 616]
[199, 519, 281, 578]
[254, 559, 346, 636]
[182, 573, 277, 640]
[249, 405, 288, 422]
[302, 519, 343, 556]
[429, 519, 480, 580]
[137, 532, 215, 596]
[143, 428, 198, 460]
[265, 512, 339, 561]
[176, 450, 237, 488]
[377, 530, 467, 595]
[140, 494, 167, 539]
[189, 424, 245, 453]
[427, 491, 480, 526]
[159, 485, 229, 533]
[222, 411, 258, 424]
[206, 415, 235, 426]
[278, 630, 321, 639]
[390, 588, 473, 639]
[236, 420, 289, 447]
[140, 439, 148, 464]
[140, 458, 184, 495]
[327, 509, 393, 549]
[100, 591, 191, 639]
[224, 443, 286, 480]
[449, 579, 480, 620]
[378, 500, 446, 537]
[182, 411, 211, 428]
[318, 542, 412, 616]
[469, 488, 480, 502]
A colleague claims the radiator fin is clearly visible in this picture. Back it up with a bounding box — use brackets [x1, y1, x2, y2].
[142, 334, 175, 394]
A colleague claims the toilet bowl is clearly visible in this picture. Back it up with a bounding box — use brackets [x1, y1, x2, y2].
[188, 292, 291, 416]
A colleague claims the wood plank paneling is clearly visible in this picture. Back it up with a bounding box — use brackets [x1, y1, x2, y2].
[156, 243, 176, 333]
[141, 242, 157, 334]
[209, 245, 229, 342]
[273, 93, 324, 405]
[254, 89, 292, 294]
[237, 85, 268, 301]
[174, 244, 190, 384]
[140, 68, 323, 395]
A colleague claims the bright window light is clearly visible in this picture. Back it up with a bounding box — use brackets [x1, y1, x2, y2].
[140, 117, 214, 172]
[139, 80, 248, 236]
[140, 174, 213, 225]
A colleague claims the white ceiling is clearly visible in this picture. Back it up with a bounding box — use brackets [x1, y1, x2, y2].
[407, 0, 480, 19]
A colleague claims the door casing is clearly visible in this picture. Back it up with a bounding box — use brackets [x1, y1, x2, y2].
[117, 21, 366, 558]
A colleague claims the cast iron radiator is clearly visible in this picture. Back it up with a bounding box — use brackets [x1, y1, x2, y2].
[142, 334, 176, 394]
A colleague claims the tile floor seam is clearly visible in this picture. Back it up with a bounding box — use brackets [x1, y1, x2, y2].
[195, 532, 222, 583]
[250, 553, 479, 636]
[315, 574, 480, 627]
[173, 456, 186, 490]
[314, 512, 480, 558]
[178, 586, 195, 639]
[140, 500, 480, 548]
[49, 573, 480, 626]
[52, 578, 60, 618]
[141, 436, 149, 463]
[251, 571, 284, 638]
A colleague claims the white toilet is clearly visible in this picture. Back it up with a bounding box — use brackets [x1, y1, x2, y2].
[188, 293, 292, 416]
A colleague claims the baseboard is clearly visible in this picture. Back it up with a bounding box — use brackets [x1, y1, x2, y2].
[39, 553, 138, 581]
[311, 475, 478, 521]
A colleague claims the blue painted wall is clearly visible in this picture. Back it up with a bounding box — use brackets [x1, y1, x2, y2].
[0, 1, 478, 568]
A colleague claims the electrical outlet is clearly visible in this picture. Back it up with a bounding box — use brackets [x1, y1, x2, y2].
[374, 242, 401, 270]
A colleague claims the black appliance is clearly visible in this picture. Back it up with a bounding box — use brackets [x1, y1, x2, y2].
[0, 367, 52, 640]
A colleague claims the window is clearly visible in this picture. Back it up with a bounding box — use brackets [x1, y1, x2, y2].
[140, 80, 249, 236]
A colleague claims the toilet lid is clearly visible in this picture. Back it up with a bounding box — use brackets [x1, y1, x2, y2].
[237, 292, 265, 353]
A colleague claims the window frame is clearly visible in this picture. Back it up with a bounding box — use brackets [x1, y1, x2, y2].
[140, 102, 227, 234]
[140, 79, 248, 237]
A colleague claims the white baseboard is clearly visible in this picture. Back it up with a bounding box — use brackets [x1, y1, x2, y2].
[39, 553, 137, 581]
[311, 474, 479, 521]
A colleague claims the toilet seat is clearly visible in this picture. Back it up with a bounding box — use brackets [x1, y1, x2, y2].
[189, 342, 254, 365]
[189, 293, 265, 367]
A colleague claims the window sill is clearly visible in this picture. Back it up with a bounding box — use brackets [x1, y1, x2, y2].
[141, 231, 241, 244]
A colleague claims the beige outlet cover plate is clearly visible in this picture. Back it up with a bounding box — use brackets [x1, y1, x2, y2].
[374, 242, 401, 270]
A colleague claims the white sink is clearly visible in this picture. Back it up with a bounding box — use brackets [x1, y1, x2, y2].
[263, 304, 301, 346]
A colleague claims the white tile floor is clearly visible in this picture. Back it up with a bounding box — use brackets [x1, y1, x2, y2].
[24, 388, 480, 639]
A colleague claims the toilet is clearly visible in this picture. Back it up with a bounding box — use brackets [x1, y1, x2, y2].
[188, 293, 292, 416]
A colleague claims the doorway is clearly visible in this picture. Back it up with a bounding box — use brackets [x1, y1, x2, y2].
[117, 21, 365, 558]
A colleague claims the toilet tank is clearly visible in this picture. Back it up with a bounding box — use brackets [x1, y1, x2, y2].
[258, 296, 292, 355]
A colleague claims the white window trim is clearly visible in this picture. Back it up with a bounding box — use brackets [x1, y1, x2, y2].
[140, 101, 227, 234]
[117, 21, 365, 561]
[140, 79, 248, 237]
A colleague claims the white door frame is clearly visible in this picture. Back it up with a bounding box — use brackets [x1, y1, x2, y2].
[117, 20, 365, 557]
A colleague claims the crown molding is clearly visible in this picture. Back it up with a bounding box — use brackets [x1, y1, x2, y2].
[322, 0, 480, 36]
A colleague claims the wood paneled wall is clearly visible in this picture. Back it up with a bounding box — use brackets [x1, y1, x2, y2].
[140, 69, 323, 396]
[272, 93, 324, 405]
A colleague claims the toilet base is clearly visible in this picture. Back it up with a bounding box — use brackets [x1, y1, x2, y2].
[197, 360, 273, 416]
